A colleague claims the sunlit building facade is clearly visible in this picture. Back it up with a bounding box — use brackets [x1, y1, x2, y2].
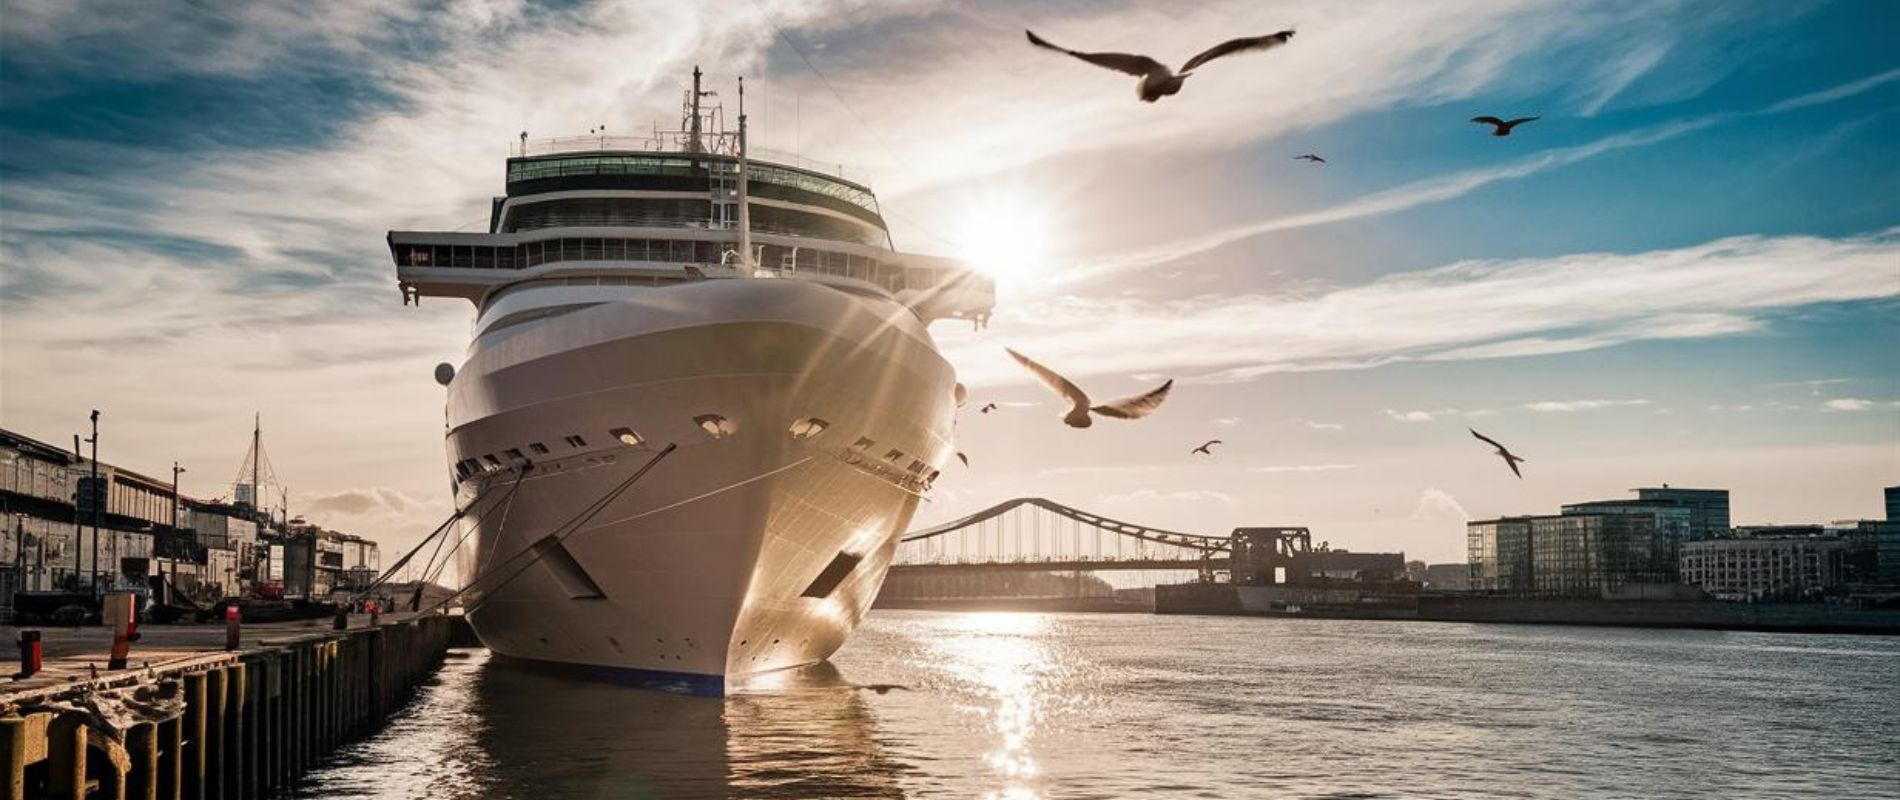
[1679, 535, 1845, 601]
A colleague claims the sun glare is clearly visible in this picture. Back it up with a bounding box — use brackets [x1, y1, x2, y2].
[958, 197, 1049, 286]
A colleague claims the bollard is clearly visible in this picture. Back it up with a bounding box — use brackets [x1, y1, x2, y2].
[369, 600, 381, 627]
[105, 591, 136, 670]
[226, 605, 242, 650]
[15, 630, 42, 677]
[333, 607, 351, 631]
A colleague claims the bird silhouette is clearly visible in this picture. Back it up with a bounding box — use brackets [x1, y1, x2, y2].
[956, 451, 970, 468]
[857, 683, 910, 695]
[1026, 29, 1294, 103]
[1294, 153, 1327, 163]
[1471, 115, 1540, 137]
[1006, 348, 1173, 428]
[1192, 440, 1222, 455]
[1470, 428, 1526, 478]
[979, 403, 999, 414]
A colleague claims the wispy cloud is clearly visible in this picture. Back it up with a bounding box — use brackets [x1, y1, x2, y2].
[1065, 67, 1900, 284]
[1385, 409, 1448, 424]
[1822, 398, 1876, 412]
[944, 229, 1900, 387]
[1252, 464, 1356, 474]
[1523, 399, 1650, 412]
[1411, 488, 1470, 522]
[1098, 488, 1237, 508]
[1300, 419, 1345, 431]
[1212, 416, 1243, 427]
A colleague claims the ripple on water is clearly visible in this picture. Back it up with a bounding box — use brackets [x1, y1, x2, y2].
[294, 613, 1900, 799]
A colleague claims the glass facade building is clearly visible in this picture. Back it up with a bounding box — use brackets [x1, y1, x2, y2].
[1633, 486, 1730, 540]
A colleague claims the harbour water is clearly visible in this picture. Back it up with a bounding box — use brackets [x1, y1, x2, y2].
[291, 611, 1900, 799]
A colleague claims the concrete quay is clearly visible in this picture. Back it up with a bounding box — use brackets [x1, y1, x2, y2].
[1, 613, 453, 799]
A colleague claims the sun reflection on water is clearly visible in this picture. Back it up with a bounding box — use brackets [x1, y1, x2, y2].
[927, 613, 1056, 800]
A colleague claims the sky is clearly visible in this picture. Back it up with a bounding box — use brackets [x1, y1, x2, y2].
[2, 0, 1896, 569]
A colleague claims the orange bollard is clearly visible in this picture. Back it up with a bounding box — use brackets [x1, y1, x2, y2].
[225, 605, 241, 650]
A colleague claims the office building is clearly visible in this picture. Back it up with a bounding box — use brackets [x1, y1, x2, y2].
[1680, 535, 1845, 601]
[1633, 486, 1730, 540]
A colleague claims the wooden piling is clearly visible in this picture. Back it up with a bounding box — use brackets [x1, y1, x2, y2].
[0, 615, 454, 800]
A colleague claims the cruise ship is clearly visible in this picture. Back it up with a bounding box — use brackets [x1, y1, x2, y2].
[388, 70, 992, 694]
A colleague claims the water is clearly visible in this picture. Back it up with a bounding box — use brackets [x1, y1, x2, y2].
[293, 612, 1900, 799]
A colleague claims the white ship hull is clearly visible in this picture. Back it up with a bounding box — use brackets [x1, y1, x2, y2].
[443, 279, 958, 694]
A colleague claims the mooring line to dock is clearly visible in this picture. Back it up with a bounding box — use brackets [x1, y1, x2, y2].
[421, 444, 680, 616]
[586, 455, 814, 532]
[347, 470, 526, 606]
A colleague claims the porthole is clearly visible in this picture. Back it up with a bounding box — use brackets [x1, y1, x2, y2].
[694, 414, 737, 439]
[610, 427, 643, 446]
[789, 417, 830, 441]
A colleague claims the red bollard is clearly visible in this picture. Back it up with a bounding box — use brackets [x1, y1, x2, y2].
[225, 605, 241, 651]
[104, 592, 135, 670]
[15, 631, 42, 678]
[369, 600, 382, 626]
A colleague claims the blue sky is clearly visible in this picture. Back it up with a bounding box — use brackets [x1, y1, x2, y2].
[2, 0, 1896, 565]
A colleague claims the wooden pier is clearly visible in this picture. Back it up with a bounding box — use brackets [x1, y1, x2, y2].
[2, 614, 453, 799]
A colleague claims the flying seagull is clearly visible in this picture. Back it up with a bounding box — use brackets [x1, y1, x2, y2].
[1471, 115, 1540, 137]
[1192, 440, 1222, 455]
[1005, 348, 1173, 428]
[1469, 428, 1526, 478]
[1294, 153, 1326, 164]
[1025, 29, 1295, 103]
[956, 451, 970, 468]
[979, 403, 999, 414]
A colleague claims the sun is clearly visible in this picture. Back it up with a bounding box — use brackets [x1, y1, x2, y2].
[957, 196, 1049, 286]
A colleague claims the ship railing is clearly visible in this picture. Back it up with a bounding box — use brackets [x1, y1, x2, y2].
[513, 133, 865, 183]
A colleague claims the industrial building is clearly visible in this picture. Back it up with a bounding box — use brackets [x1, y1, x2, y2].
[2, 426, 380, 618]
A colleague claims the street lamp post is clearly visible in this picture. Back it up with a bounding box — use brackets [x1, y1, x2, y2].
[170, 462, 187, 607]
[86, 410, 101, 597]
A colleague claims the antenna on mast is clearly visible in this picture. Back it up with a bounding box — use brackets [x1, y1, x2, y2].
[689, 66, 705, 153]
[738, 75, 755, 275]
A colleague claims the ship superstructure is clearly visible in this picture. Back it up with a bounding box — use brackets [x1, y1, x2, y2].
[388, 70, 991, 693]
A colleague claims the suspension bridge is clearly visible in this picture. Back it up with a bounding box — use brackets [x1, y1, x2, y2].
[882, 498, 1231, 603]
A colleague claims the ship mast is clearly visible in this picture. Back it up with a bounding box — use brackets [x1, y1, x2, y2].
[737, 76, 755, 276]
[688, 66, 705, 154]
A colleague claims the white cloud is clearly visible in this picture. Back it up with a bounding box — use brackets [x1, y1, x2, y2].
[1300, 419, 1344, 431]
[1823, 398, 1875, 412]
[1523, 399, 1650, 412]
[1252, 464, 1356, 474]
[1212, 416, 1243, 427]
[943, 229, 1900, 387]
[1097, 489, 1237, 508]
[1386, 409, 1452, 423]
[1411, 488, 1470, 522]
[1065, 67, 1899, 285]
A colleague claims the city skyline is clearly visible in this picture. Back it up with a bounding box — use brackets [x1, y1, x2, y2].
[3, 0, 1897, 567]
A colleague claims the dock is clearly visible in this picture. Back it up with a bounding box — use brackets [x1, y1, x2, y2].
[2, 613, 453, 799]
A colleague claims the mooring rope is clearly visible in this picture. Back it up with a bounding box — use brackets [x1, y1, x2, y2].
[422, 443, 679, 616]
[346, 470, 525, 606]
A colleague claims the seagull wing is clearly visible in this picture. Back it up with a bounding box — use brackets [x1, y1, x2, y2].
[1092, 379, 1174, 419]
[1471, 116, 1506, 128]
[1179, 30, 1295, 73]
[1006, 348, 1091, 416]
[1026, 30, 1164, 76]
[1469, 428, 1508, 451]
[956, 451, 970, 467]
[1505, 455, 1524, 479]
[1504, 116, 1541, 127]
